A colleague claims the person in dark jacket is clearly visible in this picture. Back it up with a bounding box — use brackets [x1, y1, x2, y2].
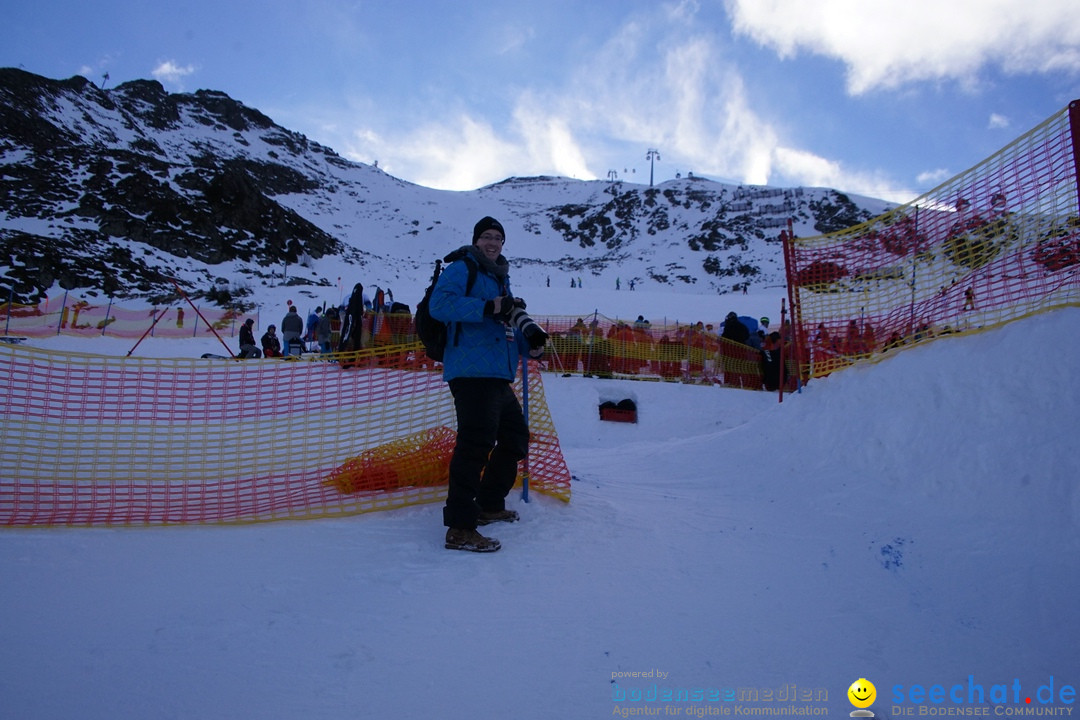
[317, 310, 333, 354]
[261, 324, 282, 358]
[761, 332, 787, 391]
[720, 311, 750, 344]
[429, 216, 547, 553]
[338, 283, 365, 354]
[281, 305, 304, 356]
[238, 318, 261, 358]
[305, 307, 321, 350]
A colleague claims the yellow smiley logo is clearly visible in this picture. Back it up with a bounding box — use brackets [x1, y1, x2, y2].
[848, 678, 876, 709]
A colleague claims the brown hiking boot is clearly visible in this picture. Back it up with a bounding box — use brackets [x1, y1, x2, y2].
[445, 528, 501, 553]
[477, 509, 519, 526]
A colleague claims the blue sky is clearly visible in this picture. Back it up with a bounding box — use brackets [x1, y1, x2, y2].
[4, 0, 1079, 202]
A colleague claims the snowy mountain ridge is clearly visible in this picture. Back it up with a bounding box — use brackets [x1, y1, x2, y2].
[0, 67, 893, 308]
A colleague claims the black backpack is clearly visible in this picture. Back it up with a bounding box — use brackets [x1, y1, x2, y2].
[415, 252, 477, 362]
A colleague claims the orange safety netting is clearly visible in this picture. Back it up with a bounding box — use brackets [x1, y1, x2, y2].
[784, 100, 1080, 378]
[0, 298, 255, 342]
[2, 298, 780, 389]
[0, 343, 570, 527]
[538, 315, 778, 390]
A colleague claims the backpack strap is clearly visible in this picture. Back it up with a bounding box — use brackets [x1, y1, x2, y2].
[448, 254, 479, 350]
[464, 255, 478, 295]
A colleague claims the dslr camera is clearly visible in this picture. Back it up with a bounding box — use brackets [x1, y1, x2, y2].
[502, 298, 549, 350]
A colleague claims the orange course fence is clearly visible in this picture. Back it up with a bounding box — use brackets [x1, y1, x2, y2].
[538, 315, 777, 390]
[2, 295, 779, 390]
[784, 100, 1080, 378]
[0, 294, 256, 342]
[0, 343, 570, 527]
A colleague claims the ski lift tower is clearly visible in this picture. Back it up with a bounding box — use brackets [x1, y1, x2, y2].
[646, 148, 660, 187]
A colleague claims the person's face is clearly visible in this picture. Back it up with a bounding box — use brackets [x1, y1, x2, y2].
[475, 230, 504, 261]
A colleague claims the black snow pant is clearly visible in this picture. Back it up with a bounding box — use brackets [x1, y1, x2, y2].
[443, 377, 529, 530]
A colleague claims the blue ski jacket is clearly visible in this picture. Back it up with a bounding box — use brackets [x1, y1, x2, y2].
[428, 250, 528, 383]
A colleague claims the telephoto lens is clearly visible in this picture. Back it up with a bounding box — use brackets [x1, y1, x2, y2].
[505, 300, 549, 350]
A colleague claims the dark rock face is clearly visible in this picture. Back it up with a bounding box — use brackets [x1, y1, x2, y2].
[1, 68, 885, 307]
[0, 68, 341, 305]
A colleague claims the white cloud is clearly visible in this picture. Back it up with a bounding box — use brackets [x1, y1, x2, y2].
[345, 113, 532, 191]
[775, 146, 917, 203]
[559, 24, 782, 187]
[151, 60, 196, 89]
[558, 15, 917, 201]
[332, 2, 917, 200]
[988, 113, 1011, 129]
[917, 168, 953, 187]
[512, 99, 594, 181]
[494, 23, 534, 56]
[724, 0, 1080, 93]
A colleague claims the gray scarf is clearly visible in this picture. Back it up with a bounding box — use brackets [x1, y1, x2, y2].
[447, 245, 509, 281]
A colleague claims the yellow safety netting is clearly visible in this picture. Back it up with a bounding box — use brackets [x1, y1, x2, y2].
[2, 299, 781, 389]
[0, 343, 570, 527]
[784, 100, 1080, 378]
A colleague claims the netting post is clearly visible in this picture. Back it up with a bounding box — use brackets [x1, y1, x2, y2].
[101, 296, 113, 336]
[57, 289, 68, 335]
[126, 307, 168, 356]
[169, 278, 236, 357]
[908, 206, 920, 337]
[520, 352, 531, 503]
[780, 220, 804, 390]
[778, 299, 786, 403]
[1070, 101, 1080, 211]
[3, 284, 11, 335]
[584, 308, 598, 375]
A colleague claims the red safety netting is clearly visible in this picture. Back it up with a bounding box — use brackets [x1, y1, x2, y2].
[784, 100, 1080, 378]
[3, 297, 785, 390]
[0, 344, 570, 527]
[0, 297, 254, 341]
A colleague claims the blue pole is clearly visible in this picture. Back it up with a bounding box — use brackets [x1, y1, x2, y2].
[57, 290, 69, 336]
[4, 285, 11, 335]
[101, 296, 113, 336]
[520, 350, 531, 503]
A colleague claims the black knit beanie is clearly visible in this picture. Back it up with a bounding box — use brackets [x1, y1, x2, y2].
[472, 216, 506, 244]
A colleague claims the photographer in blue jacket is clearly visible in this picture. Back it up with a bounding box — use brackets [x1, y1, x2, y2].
[429, 216, 548, 553]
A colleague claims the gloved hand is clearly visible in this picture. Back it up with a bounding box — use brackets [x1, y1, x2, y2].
[522, 323, 549, 350]
[484, 296, 513, 321]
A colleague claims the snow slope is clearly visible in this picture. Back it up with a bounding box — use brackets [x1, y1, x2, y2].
[1, 303, 1077, 720]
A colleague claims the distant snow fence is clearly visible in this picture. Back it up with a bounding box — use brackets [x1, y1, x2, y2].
[0, 344, 570, 527]
[0, 293, 256, 342]
[2, 294, 794, 391]
[782, 99, 1080, 380]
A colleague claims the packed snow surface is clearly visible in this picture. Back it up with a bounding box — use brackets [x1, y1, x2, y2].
[1, 295, 1077, 719]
